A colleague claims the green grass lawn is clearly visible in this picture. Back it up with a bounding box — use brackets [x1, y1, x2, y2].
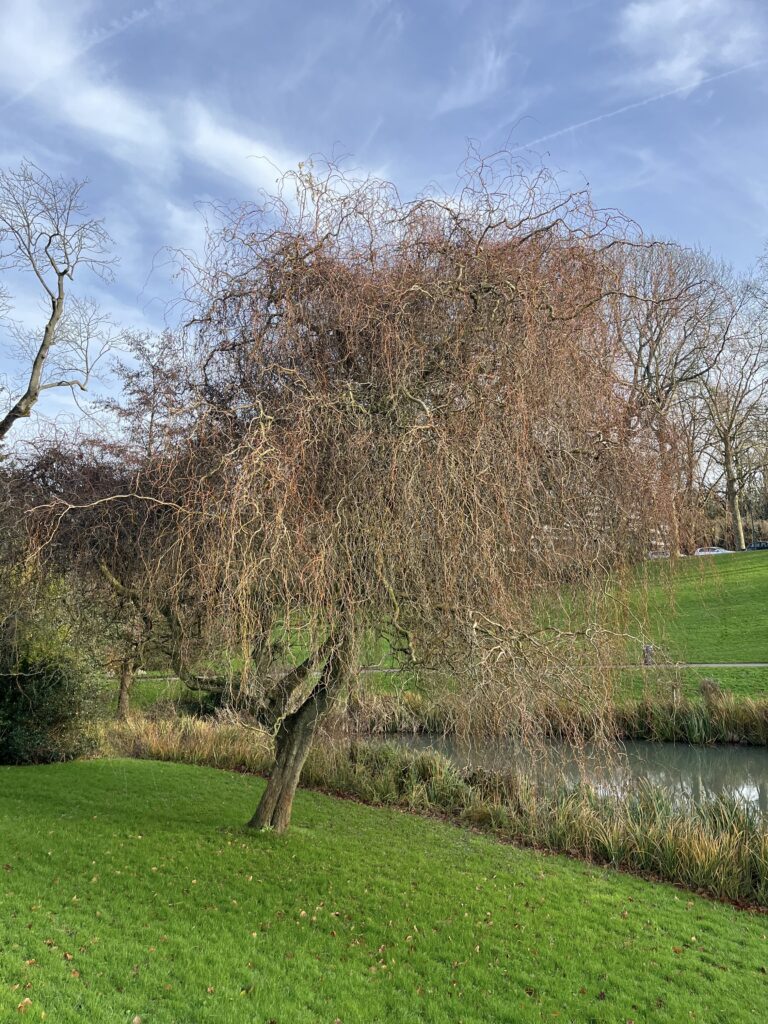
[91, 674, 211, 717]
[641, 552, 768, 664]
[620, 666, 768, 701]
[1, 760, 767, 1023]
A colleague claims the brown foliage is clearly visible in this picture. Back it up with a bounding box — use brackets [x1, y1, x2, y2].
[33, 155, 678, 829]
[169, 160, 669, 721]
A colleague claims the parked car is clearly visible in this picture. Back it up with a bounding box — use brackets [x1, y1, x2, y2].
[694, 546, 733, 556]
[747, 540, 768, 551]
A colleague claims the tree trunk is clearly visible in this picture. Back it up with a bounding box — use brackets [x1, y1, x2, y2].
[248, 638, 346, 833]
[116, 660, 134, 720]
[0, 286, 65, 443]
[730, 492, 746, 551]
[724, 440, 746, 550]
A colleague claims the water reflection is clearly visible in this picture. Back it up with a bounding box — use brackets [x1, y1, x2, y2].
[388, 734, 768, 811]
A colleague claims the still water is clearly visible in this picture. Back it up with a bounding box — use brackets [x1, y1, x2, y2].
[382, 734, 768, 812]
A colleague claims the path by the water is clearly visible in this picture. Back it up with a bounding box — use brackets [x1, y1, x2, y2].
[360, 663, 768, 672]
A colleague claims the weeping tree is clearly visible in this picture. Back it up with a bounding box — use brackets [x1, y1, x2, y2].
[129, 156, 670, 833]
[38, 156, 673, 832]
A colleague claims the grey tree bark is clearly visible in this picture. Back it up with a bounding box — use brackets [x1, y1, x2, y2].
[116, 658, 135, 720]
[248, 637, 347, 833]
[723, 440, 746, 550]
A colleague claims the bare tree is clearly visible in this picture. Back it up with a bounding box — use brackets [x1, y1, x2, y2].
[608, 243, 744, 551]
[0, 161, 116, 442]
[700, 305, 768, 550]
[672, 385, 723, 548]
[610, 242, 737, 426]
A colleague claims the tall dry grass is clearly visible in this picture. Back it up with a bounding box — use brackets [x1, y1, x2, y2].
[616, 691, 768, 745]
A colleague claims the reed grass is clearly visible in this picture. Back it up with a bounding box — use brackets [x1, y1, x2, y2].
[615, 689, 768, 745]
[340, 686, 768, 745]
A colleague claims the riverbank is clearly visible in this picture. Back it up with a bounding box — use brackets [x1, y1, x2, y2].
[115, 665, 768, 746]
[99, 715, 768, 907]
[1, 758, 766, 1023]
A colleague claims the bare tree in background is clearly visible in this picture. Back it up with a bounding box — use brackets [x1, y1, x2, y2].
[700, 306, 768, 551]
[610, 242, 737, 426]
[608, 243, 743, 550]
[0, 161, 117, 443]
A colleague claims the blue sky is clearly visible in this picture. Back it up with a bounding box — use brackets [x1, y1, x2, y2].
[1, 0, 767, 421]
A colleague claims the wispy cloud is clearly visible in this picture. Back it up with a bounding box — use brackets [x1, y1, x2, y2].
[0, 1, 165, 113]
[0, 0, 298, 191]
[436, 38, 510, 114]
[183, 103, 298, 194]
[617, 0, 766, 90]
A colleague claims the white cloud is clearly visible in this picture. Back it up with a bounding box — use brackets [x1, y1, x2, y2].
[63, 82, 174, 172]
[618, 0, 765, 90]
[0, 0, 174, 174]
[183, 103, 297, 195]
[0, 0, 298, 191]
[436, 39, 510, 115]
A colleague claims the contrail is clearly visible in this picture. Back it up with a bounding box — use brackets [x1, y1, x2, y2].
[512, 58, 768, 152]
[0, 2, 165, 112]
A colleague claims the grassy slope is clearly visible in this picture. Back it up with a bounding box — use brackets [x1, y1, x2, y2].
[644, 553, 768, 663]
[621, 553, 768, 700]
[357, 554, 768, 702]
[1, 760, 767, 1024]
[620, 667, 768, 701]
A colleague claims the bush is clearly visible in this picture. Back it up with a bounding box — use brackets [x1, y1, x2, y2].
[0, 643, 92, 764]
